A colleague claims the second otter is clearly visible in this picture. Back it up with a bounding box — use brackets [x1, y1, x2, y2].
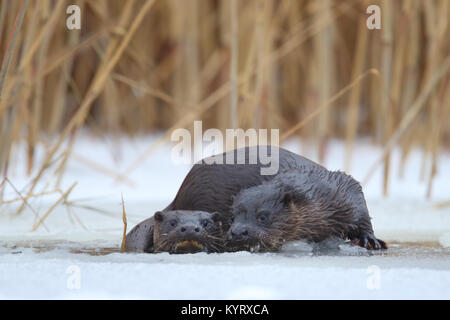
[228, 167, 387, 251]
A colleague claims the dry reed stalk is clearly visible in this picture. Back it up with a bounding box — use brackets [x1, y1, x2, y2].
[112, 72, 179, 107]
[28, 0, 55, 175]
[267, 0, 357, 67]
[241, 91, 287, 129]
[381, 0, 394, 196]
[362, 56, 450, 186]
[121, 0, 356, 176]
[0, 190, 58, 205]
[17, 0, 156, 214]
[48, 1, 84, 135]
[250, 0, 267, 130]
[98, 0, 136, 132]
[121, 194, 127, 253]
[237, 1, 257, 129]
[0, 0, 28, 101]
[0, 0, 29, 180]
[31, 181, 77, 232]
[4, 177, 49, 232]
[281, 69, 380, 142]
[434, 199, 450, 209]
[185, 0, 200, 116]
[65, 204, 88, 231]
[0, 1, 448, 202]
[71, 152, 135, 186]
[0, 30, 105, 113]
[424, 0, 448, 198]
[345, 13, 368, 172]
[426, 81, 447, 198]
[229, 0, 238, 131]
[0, 2, 8, 46]
[418, 0, 438, 185]
[398, 0, 419, 178]
[121, 80, 233, 177]
[17, 0, 64, 73]
[316, 0, 334, 164]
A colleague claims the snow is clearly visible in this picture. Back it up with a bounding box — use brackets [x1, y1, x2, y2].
[1, 242, 449, 299]
[1, 133, 450, 299]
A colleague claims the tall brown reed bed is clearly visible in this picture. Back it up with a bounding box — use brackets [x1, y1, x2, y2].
[0, 0, 449, 206]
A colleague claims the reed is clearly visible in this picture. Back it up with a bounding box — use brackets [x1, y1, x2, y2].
[0, 0, 448, 203]
[121, 194, 128, 252]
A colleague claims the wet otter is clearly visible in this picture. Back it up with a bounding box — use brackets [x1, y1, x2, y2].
[125, 146, 322, 253]
[228, 168, 387, 251]
[153, 210, 224, 253]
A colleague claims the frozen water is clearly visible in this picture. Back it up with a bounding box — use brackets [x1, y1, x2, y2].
[0, 240, 449, 299]
[1, 135, 450, 299]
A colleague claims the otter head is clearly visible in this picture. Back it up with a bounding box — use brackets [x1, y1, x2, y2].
[153, 210, 224, 254]
[227, 183, 304, 252]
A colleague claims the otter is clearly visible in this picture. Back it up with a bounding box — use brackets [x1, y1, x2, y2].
[125, 146, 322, 253]
[228, 168, 387, 251]
[153, 210, 224, 253]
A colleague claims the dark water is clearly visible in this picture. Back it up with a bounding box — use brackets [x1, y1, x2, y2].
[1, 239, 448, 258]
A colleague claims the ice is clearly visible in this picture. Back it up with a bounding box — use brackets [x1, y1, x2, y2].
[281, 240, 314, 253]
[439, 233, 450, 248]
[1, 134, 450, 299]
[0, 241, 449, 299]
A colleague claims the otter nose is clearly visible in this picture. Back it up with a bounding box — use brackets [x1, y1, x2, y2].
[229, 225, 249, 241]
[179, 225, 201, 235]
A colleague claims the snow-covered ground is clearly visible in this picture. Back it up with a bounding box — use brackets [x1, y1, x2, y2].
[1, 134, 449, 299]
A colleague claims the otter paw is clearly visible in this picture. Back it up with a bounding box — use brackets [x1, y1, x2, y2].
[351, 235, 387, 250]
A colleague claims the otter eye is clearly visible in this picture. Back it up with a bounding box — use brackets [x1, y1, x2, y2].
[170, 219, 177, 227]
[201, 220, 209, 228]
[257, 213, 268, 223]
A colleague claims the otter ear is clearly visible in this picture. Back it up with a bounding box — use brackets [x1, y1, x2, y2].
[211, 211, 221, 222]
[282, 191, 306, 206]
[282, 192, 294, 206]
[154, 211, 164, 222]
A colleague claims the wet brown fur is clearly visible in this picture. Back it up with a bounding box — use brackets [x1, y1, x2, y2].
[153, 211, 225, 254]
[229, 167, 387, 251]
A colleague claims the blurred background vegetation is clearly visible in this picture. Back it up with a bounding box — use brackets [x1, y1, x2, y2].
[0, 0, 449, 198]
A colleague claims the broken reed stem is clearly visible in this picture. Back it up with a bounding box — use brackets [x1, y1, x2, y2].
[434, 199, 450, 210]
[121, 194, 127, 253]
[0, 190, 58, 205]
[31, 181, 77, 232]
[5, 177, 50, 232]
